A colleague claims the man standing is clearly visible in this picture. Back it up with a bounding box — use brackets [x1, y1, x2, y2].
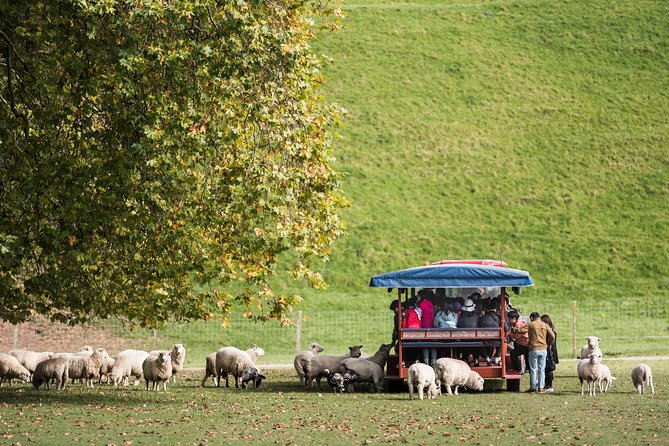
[527, 312, 556, 393]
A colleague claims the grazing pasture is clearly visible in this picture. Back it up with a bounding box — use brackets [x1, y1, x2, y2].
[0, 359, 666, 445]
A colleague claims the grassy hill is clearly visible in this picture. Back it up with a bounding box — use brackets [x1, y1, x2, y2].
[277, 0, 669, 312]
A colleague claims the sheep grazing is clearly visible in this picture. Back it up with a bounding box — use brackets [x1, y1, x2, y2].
[434, 358, 485, 396]
[142, 352, 173, 391]
[342, 368, 358, 392]
[323, 368, 345, 394]
[150, 344, 186, 383]
[597, 364, 616, 393]
[110, 349, 150, 387]
[294, 342, 325, 388]
[66, 348, 108, 387]
[577, 353, 602, 397]
[408, 362, 440, 400]
[202, 346, 264, 388]
[305, 345, 363, 390]
[32, 357, 69, 390]
[0, 353, 31, 386]
[339, 343, 393, 393]
[631, 364, 655, 395]
[580, 336, 602, 360]
[8, 350, 54, 375]
[215, 347, 266, 389]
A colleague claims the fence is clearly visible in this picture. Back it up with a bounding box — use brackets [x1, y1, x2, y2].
[1, 300, 667, 366]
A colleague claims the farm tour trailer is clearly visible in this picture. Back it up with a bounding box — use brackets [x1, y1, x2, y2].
[369, 260, 534, 391]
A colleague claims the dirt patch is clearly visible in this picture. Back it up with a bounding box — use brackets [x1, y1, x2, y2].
[0, 315, 135, 355]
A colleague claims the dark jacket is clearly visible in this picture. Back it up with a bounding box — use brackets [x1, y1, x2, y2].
[478, 311, 501, 328]
[457, 311, 479, 328]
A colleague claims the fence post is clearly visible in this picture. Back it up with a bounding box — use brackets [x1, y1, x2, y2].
[12, 325, 18, 350]
[153, 328, 158, 349]
[296, 311, 302, 354]
[572, 301, 577, 358]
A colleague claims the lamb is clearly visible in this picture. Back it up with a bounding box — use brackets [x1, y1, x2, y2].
[597, 363, 616, 393]
[433, 358, 485, 395]
[66, 348, 108, 387]
[324, 368, 345, 394]
[109, 349, 150, 386]
[201, 346, 264, 387]
[8, 350, 54, 374]
[577, 353, 602, 396]
[305, 345, 363, 390]
[150, 344, 186, 382]
[580, 336, 602, 360]
[631, 364, 654, 395]
[32, 357, 69, 390]
[215, 346, 266, 389]
[142, 352, 173, 391]
[0, 353, 31, 386]
[408, 362, 440, 400]
[294, 342, 325, 388]
[339, 343, 393, 393]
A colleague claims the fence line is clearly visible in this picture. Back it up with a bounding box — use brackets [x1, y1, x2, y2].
[1, 300, 667, 365]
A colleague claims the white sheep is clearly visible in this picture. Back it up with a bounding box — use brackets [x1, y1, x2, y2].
[110, 349, 150, 387]
[65, 349, 108, 387]
[32, 357, 69, 390]
[9, 350, 54, 374]
[434, 358, 485, 395]
[150, 344, 186, 382]
[580, 336, 602, 360]
[339, 344, 393, 393]
[0, 353, 31, 386]
[215, 347, 266, 389]
[142, 352, 173, 391]
[305, 345, 363, 390]
[631, 364, 654, 395]
[577, 353, 602, 396]
[201, 346, 264, 387]
[597, 364, 616, 393]
[294, 342, 325, 388]
[407, 362, 440, 400]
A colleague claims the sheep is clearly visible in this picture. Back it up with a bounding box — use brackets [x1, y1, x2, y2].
[597, 364, 616, 393]
[408, 362, 440, 400]
[32, 357, 69, 390]
[201, 346, 264, 388]
[0, 353, 31, 386]
[580, 336, 602, 360]
[66, 349, 108, 387]
[150, 344, 186, 383]
[305, 345, 363, 390]
[8, 350, 54, 374]
[433, 358, 485, 396]
[109, 349, 150, 387]
[142, 352, 173, 391]
[98, 354, 116, 384]
[294, 342, 325, 388]
[631, 364, 654, 395]
[577, 353, 602, 397]
[339, 343, 393, 393]
[323, 368, 345, 394]
[215, 347, 266, 389]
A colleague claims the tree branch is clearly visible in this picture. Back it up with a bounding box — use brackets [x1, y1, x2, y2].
[1, 30, 33, 139]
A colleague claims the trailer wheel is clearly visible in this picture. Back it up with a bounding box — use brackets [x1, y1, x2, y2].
[507, 378, 521, 392]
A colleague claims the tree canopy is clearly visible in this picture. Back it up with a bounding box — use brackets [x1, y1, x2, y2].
[0, 0, 347, 327]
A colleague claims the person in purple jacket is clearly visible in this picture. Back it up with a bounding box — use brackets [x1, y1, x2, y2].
[417, 289, 436, 365]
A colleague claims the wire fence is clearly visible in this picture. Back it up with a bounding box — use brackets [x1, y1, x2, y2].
[2, 300, 668, 366]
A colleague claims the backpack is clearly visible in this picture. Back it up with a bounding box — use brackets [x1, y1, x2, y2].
[401, 308, 421, 329]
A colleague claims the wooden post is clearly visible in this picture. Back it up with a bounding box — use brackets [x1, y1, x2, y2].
[572, 301, 577, 358]
[296, 310, 302, 354]
[12, 325, 18, 350]
[153, 328, 158, 349]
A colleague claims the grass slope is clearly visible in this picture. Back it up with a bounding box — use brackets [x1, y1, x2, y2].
[279, 0, 669, 311]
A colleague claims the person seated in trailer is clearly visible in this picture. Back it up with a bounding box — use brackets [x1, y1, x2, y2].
[434, 302, 459, 329]
[478, 298, 502, 363]
[457, 298, 479, 328]
[389, 299, 401, 352]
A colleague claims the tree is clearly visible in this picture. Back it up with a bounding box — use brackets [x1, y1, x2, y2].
[0, 0, 347, 327]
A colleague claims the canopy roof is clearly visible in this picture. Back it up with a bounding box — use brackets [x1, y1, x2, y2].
[369, 263, 534, 289]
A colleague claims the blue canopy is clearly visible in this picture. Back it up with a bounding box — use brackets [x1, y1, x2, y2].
[369, 263, 534, 289]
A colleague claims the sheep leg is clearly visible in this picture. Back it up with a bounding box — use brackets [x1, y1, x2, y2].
[579, 378, 584, 396]
[408, 381, 414, 400]
[649, 378, 655, 395]
[417, 384, 424, 401]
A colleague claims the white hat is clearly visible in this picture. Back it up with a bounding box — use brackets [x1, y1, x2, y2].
[462, 298, 476, 312]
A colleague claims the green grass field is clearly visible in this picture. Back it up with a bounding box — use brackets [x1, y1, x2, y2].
[0, 359, 666, 445]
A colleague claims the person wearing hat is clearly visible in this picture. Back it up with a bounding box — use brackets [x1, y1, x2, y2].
[457, 298, 479, 328]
